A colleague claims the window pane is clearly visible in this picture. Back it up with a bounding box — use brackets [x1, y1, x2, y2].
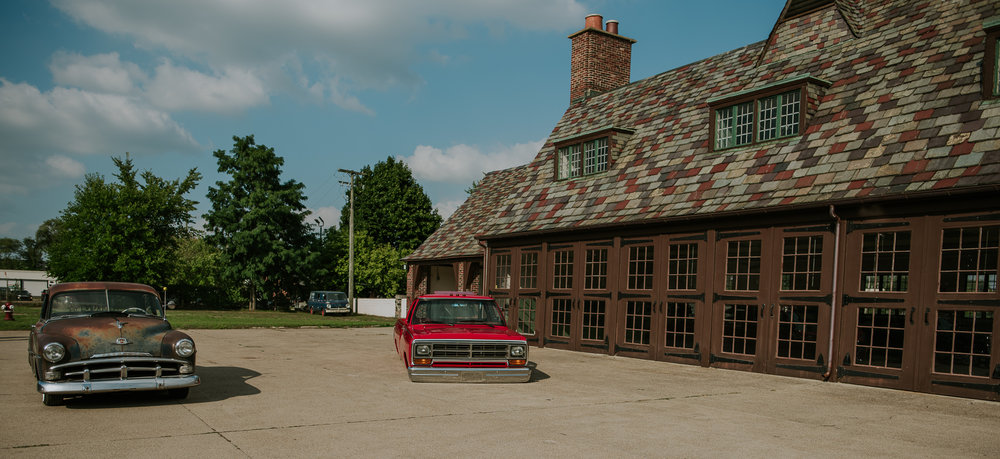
[494, 254, 511, 289]
[735, 102, 754, 145]
[594, 137, 608, 172]
[758, 95, 778, 141]
[779, 90, 801, 137]
[716, 107, 733, 149]
[939, 226, 999, 293]
[860, 232, 910, 292]
[583, 140, 597, 175]
[519, 252, 538, 289]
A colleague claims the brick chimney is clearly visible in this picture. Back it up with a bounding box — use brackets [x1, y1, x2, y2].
[569, 14, 636, 102]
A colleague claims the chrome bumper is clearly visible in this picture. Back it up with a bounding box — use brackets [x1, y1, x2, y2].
[408, 367, 531, 383]
[37, 375, 201, 395]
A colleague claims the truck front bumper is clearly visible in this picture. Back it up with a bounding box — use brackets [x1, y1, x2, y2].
[407, 366, 531, 383]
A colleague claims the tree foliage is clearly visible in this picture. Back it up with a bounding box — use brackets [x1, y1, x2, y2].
[334, 230, 407, 298]
[47, 155, 201, 285]
[203, 135, 315, 310]
[340, 156, 441, 253]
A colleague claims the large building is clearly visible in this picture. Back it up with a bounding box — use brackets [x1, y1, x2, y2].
[404, 0, 1000, 400]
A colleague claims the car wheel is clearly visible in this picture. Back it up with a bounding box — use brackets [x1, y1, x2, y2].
[42, 393, 63, 406]
[321, 309, 326, 316]
[168, 387, 190, 399]
[309, 308, 314, 314]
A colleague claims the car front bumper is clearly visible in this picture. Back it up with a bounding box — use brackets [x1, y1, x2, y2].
[37, 375, 201, 395]
[324, 306, 351, 313]
[407, 366, 531, 383]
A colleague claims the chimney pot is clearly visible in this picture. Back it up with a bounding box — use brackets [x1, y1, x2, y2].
[605, 20, 618, 34]
[585, 14, 602, 30]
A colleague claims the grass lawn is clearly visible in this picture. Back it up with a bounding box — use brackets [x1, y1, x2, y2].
[0, 304, 396, 331]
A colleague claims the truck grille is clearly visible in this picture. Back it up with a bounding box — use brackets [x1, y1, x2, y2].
[51, 356, 189, 382]
[430, 342, 511, 359]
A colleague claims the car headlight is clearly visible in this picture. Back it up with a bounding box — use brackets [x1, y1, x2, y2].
[510, 345, 526, 358]
[174, 339, 196, 358]
[43, 342, 66, 363]
[414, 344, 431, 357]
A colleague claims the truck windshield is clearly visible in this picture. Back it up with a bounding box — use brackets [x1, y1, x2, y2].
[411, 299, 505, 325]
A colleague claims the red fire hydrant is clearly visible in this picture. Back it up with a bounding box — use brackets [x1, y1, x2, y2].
[2, 302, 13, 320]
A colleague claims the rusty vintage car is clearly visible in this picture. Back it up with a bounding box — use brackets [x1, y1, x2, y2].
[28, 282, 200, 406]
[394, 292, 531, 383]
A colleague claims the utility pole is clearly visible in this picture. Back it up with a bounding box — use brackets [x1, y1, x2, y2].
[338, 168, 359, 314]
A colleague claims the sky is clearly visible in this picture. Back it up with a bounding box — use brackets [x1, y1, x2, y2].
[0, 0, 786, 240]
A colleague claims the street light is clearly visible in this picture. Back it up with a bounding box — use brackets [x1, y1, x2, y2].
[338, 168, 359, 314]
[314, 216, 324, 244]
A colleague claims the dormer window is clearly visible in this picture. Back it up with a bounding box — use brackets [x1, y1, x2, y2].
[709, 75, 829, 151]
[552, 126, 634, 181]
[558, 138, 607, 179]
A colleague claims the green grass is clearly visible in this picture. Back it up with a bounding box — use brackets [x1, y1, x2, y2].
[0, 305, 396, 331]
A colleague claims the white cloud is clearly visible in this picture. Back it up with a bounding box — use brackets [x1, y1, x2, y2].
[49, 0, 587, 108]
[50, 51, 145, 95]
[0, 79, 198, 156]
[434, 199, 465, 220]
[0, 78, 200, 200]
[46, 155, 86, 178]
[145, 61, 269, 114]
[400, 139, 543, 184]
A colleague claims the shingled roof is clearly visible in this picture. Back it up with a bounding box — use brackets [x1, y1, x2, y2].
[476, 0, 1000, 238]
[404, 165, 528, 261]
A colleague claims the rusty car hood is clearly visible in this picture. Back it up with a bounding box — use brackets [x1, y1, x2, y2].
[409, 324, 525, 341]
[39, 316, 172, 358]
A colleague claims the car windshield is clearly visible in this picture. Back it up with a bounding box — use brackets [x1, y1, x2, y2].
[49, 290, 164, 318]
[411, 299, 505, 325]
[329, 292, 347, 301]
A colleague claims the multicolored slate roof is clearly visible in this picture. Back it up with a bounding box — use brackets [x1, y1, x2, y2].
[404, 165, 528, 261]
[483, 0, 1000, 237]
[409, 0, 1000, 260]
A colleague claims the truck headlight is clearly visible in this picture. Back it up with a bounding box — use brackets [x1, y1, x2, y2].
[43, 342, 66, 363]
[414, 344, 431, 357]
[174, 339, 196, 357]
[510, 345, 526, 358]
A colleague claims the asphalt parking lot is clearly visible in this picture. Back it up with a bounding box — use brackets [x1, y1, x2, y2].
[1, 327, 998, 458]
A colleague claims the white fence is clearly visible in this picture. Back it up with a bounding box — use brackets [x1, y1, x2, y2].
[356, 297, 407, 318]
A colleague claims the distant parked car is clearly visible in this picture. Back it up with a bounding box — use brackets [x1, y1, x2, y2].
[16, 290, 32, 301]
[27, 282, 200, 406]
[307, 290, 350, 315]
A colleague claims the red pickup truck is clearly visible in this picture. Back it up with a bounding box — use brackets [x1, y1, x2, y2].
[393, 292, 531, 383]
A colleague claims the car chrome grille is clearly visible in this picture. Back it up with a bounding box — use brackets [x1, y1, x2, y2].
[51, 356, 188, 382]
[429, 342, 510, 359]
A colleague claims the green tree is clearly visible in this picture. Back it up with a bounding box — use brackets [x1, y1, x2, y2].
[46, 155, 201, 285]
[19, 237, 45, 270]
[204, 135, 316, 310]
[0, 238, 22, 269]
[334, 230, 407, 298]
[340, 156, 441, 252]
[168, 236, 238, 308]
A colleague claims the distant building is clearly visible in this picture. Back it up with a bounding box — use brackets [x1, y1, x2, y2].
[1, 270, 58, 298]
[405, 0, 1000, 400]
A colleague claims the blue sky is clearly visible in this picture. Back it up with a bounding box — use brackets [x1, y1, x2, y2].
[0, 0, 785, 240]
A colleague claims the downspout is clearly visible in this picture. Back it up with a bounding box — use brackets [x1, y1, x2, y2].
[824, 204, 841, 380]
[478, 239, 489, 296]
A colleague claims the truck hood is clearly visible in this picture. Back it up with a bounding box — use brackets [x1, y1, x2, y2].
[40, 316, 172, 358]
[409, 324, 525, 341]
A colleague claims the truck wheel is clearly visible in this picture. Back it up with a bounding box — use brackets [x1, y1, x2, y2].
[42, 393, 63, 406]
